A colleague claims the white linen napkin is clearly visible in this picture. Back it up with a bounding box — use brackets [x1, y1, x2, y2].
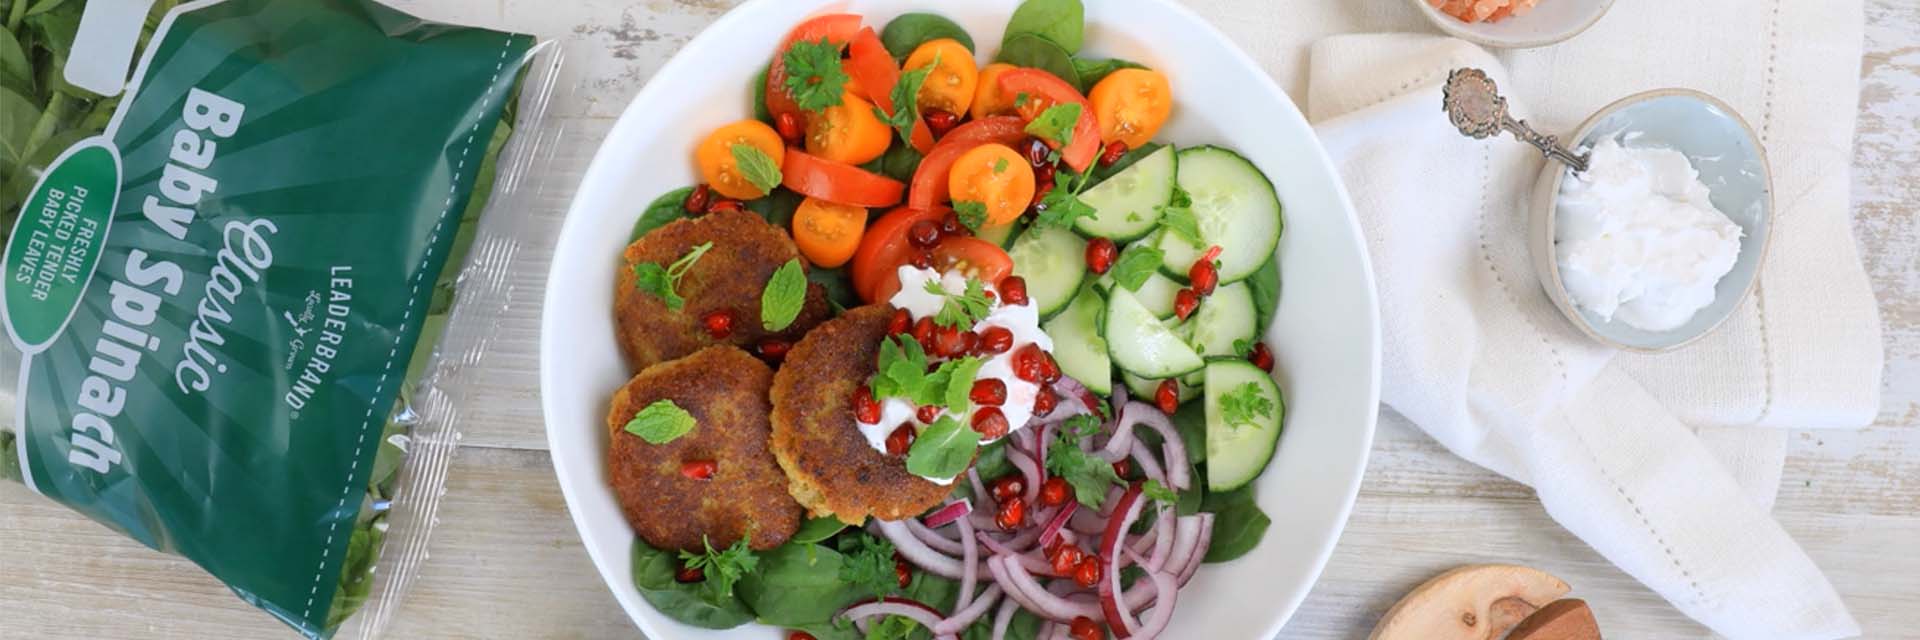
[1303, 33, 1871, 640]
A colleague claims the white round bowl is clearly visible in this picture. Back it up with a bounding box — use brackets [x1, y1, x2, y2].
[539, 0, 1382, 637]
[1528, 89, 1773, 352]
[1407, 0, 1616, 49]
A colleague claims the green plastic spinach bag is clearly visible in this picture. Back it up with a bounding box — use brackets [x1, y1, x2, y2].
[0, 0, 553, 636]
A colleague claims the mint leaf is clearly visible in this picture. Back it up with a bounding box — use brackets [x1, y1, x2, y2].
[632, 241, 714, 311]
[943, 357, 987, 410]
[953, 200, 989, 233]
[731, 144, 783, 196]
[877, 52, 938, 144]
[623, 399, 697, 444]
[906, 415, 981, 478]
[783, 37, 849, 113]
[1157, 186, 1202, 247]
[760, 258, 807, 331]
[1219, 381, 1274, 430]
[1109, 243, 1165, 291]
[1024, 102, 1082, 148]
[871, 336, 933, 401]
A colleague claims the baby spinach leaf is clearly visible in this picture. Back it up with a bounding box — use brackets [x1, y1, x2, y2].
[1002, 0, 1085, 54]
[0, 27, 31, 91]
[751, 62, 772, 123]
[632, 540, 756, 629]
[1247, 258, 1281, 332]
[993, 33, 1079, 89]
[631, 187, 694, 241]
[860, 143, 923, 183]
[808, 263, 862, 312]
[1071, 57, 1146, 93]
[746, 186, 806, 228]
[790, 517, 848, 545]
[735, 543, 862, 628]
[880, 13, 974, 64]
[1200, 486, 1271, 563]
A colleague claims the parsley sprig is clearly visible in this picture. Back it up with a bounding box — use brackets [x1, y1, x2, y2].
[953, 200, 990, 234]
[782, 38, 848, 113]
[633, 241, 714, 311]
[1047, 425, 1123, 509]
[1219, 382, 1275, 430]
[679, 535, 758, 605]
[837, 534, 899, 598]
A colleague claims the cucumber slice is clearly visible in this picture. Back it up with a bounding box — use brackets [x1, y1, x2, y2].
[1156, 146, 1282, 284]
[1177, 281, 1257, 358]
[1044, 286, 1111, 396]
[1075, 145, 1176, 241]
[1123, 370, 1198, 403]
[977, 219, 1023, 249]
[1097, 268, 1182, 320]
[1103, 286, 1205, 378]
[1008, 224, 1088, 318]
[1203, 360, 1285, 491]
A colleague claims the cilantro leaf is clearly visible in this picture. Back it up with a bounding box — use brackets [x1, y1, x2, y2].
[1219, 382, 1275, 430]
[632, 241, 714, 311]
[1058, 414, 1104, 442]
[1024, 103, 1082, 147]
[953, 200, 989, 233]
[926, 278, 993, 329]
[837, 534, 899, 598]
[760, 258, 807, 331]
[906, 415, 982, 479]
[731, 144, 783, 196]
[1033, 186, 1095, 229]
[944, 357, 987, 411]
[1142, 479, 1177, 504]
[1046, 431, 1122, 509]
[1231, 338, 1254, 358]
[783, 37, 849, 112]
[679, 535, 758, 605]
[623, 399, 696, 444]
[866, 616, 919, 640]
[1109, 243, 1165, 291]
[876, 52, 938, 144]
[1157, 186, 1203, 247]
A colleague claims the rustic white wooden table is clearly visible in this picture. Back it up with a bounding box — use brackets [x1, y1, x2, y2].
[3, 1, 1916, 638]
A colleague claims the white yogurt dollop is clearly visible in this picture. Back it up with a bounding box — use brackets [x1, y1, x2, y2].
[858, 266, 1054, 484]
[1555, 137, 1743, 332]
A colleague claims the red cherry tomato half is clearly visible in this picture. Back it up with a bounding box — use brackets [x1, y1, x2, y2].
[997, 69, 1101, 172]
[907, 116, 1029, 210]
[845, 27, 936, 153]
[871, 236, 1016, 302]
[852, 206, 947, 302]
[782, 148, 906, 208]
[765, 14, 864, 121]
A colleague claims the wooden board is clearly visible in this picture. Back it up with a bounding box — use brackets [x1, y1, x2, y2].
[3, 0, 1916, 638]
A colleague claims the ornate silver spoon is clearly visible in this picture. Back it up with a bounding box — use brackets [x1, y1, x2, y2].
[1442, 68, 1590, 172]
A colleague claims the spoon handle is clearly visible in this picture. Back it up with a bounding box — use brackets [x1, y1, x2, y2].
[1500, 115, 1590, 172]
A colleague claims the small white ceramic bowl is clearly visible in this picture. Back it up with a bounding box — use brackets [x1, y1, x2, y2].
[1528, 89, 1773, 353]
[1407, 0, 1616, 49]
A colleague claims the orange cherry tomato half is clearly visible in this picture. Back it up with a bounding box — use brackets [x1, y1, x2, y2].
[805, 90, 892, 165]
[998, 69, 1101, 172]
[1088, 68, 1172, 149]
[782, 148, 905, 208]
[907, 116, 1029, 210]
[904, 38, 978, 117]
[791, 197, 867, 268]
[845, 27, 936, 153]
[696, 120, 785, 200]
[971, 63, 1021, 120]
[765, 14, 864, 121]
[947, 143, 1035, 226]
[871, 236, 1016, 302]
[851, 206, 946, 301]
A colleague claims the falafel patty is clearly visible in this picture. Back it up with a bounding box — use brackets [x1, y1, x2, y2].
[607, 345, 802, 551]
[614, 209, 832, 373]
[770, 305, 955, 525]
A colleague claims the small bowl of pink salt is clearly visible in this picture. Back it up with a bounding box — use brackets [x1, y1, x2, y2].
[1408, 0, 1616, 49]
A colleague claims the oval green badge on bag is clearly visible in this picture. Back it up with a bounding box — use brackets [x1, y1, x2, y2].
[2, 138, 120, 354]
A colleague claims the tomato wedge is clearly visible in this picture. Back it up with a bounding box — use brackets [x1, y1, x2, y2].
[998, 69, 1101, 172]
[851, 206, 945, 301]
[870, 236, 1016, 302]
[845, 27, 936, 153]
[907, 116, 1029, 210]
[783, 148, 906, 208]
[765, 14, 863, 121]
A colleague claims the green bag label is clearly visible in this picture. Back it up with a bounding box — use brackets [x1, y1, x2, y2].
[2, 0, 535, 636]
[3, 139, 120, 353]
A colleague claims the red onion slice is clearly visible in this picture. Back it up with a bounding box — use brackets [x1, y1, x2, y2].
[991, 596, 1020, 640]
[1037, 500, 1077, 548]
[977, 534, 1060, 576]
[1121, 549, 1180, 640]
[1005, 448, 1043, 506]
[956, 516, 979, 612]
[924, 499, 973, 528]
[842, 597, 946, 635]
[932, 584, 1002, 635]
[907, 519, 965, 555]
[874, 520, 979, 580]
[1175, 513, 1214, 587]
[988, 555, 1104, 621]
[1098, 482, 1147, 636]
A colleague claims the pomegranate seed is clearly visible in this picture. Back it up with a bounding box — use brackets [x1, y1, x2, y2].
[885, 423, 915, 455]
[675, 564, 705, 583]
[1013, 344, 1045, 382]
[1112, 458, 1133, 478]
[1033, 386, 1058, 417]
[1201, 245, 1224, 263]
[1098, 140, 1128, 167]
[1040, 476, 1072, 507]
[1039, 353, 1062, 384]
[707, 198, 744, 214]
[991, 475, 1026, 503]
[909, 219, 942, 248]
[1034, 162, 1056, 185]
[788, 632, 819, 640]
[680, 460, 716, 480]
[888, 308, 912, 335]
[957, 330, 979, 354]
[683, 184, 712, 214]
[1155, 379, 1180, 415]
[940, 211, 967, 236]
[983, 290, 997, 304]
[971, 406, 1010, 439]
[1248, 341, 1275, 372]
[1022, 137, 1052, 168]
[1049, 544, 1083, 575]
[1030, 178, 1055, 210]
[912, 317, 936, 347]
[909, 250, 935, 269]
[701, 309, 736, 339]
[932, 324, 966, 357]
[1173, 288, 1200, 321]
[1073, 557, 1102, 588]
[978, 326, 1015, 354]
[1085, 238, 1118, 275]
[775, 111, 805, 145]
[924, 108, 960, 138]
[852, 385, 881, 424]
[916, 404, 942, 424]
[998, 276, 1030, 306]
[1188, 259, 1219, 296]
[755, 338, 790, 364]
[995, 496, 1028, 530]
[970, 379, 1008, 406]
[895, 559, 913, 588]
[1069, 616, 1105, 640]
